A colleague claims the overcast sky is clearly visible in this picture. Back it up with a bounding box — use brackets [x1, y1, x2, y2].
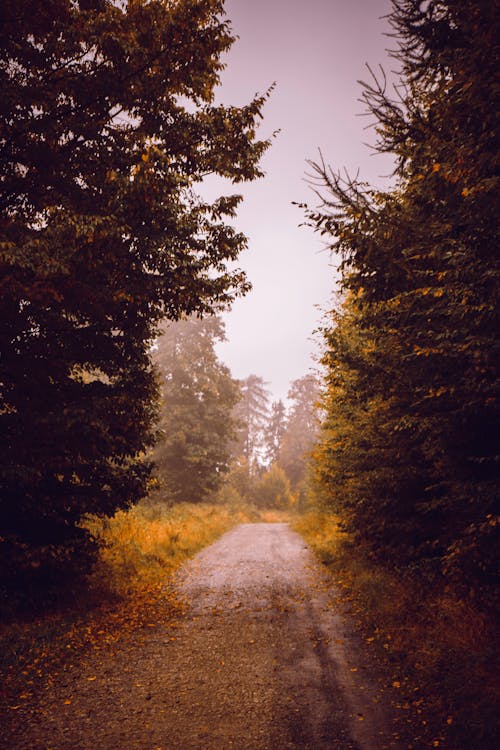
[209, 0, 395, 402]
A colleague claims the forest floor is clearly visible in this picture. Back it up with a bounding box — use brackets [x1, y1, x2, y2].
[1, 522, 407, 750]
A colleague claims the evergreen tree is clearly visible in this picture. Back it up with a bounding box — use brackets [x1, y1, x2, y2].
[306, 0, 499, 596]
[280, 375, 320, 488]
[0, 0, 270, 586]
[263, 400, 287, 465]
[232, 374, 270, 471]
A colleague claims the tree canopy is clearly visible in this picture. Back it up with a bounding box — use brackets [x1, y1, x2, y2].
[0, 0, 270, 588]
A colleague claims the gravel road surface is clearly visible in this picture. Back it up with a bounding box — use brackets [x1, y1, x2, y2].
[4, 523, 400, 750]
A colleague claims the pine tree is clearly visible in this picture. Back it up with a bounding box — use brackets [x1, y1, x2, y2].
[280, 375, 320, 488]
[306, 0, 499, 596]
[263, 400, 287, 465]
[231, 375, 270, 471]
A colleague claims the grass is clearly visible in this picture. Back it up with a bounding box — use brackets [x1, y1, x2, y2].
[85, 500, 255, 598]
[293, 510, 499, 750]
[86, 499, 291, 597]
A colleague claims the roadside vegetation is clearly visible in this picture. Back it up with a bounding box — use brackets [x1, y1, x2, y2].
[294, 511, 499, 750]
[293, 4, 499, 747]
[0, 498, 289, 712]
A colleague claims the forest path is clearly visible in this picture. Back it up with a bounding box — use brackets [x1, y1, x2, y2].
[5, 523, 399, 750]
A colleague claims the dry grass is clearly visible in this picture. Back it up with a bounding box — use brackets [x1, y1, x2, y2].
[293, 510, 499, 749]
[0, 499, 276, 706]
[84, 500, 258, 598]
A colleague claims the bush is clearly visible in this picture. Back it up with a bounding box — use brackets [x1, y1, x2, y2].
[251, 465, 295, 509]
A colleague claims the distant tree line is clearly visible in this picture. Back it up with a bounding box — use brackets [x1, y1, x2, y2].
[227, 371, 320, 509]
[152, 313, 321, 511]
[305, 0, 499, 607]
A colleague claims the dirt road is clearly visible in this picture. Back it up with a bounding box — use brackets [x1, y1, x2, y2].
[4, 523, 400, 750]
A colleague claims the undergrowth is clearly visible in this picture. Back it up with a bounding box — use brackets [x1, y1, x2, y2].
[294, 510, 499, 750]
[1, 499, 281, 710]
[85, 500, 255, 597]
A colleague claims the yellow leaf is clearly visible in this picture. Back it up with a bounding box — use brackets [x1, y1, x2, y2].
[392, 681, 401, 688]
[87, 676, 97, 681]
[461, 187, 469, 197]
[432, 163, 441, 172]
[63, 699, 72, 705]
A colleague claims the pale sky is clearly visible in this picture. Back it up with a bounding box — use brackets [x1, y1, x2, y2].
[209, 0, 395, 402]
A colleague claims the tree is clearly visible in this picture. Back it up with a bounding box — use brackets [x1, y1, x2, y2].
[263, 399, 287, 465]
[280, 374, 320, 488]
[153, 315, 239, 504]
[0, 0, 270, 588]
[306, 0, 499, 596]
[231, 374, 270, 471]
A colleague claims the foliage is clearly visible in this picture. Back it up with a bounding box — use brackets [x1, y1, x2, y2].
[0, 0, 270, 587]
[152, 315, 240, 504]
[86, 499, 252, 597]
[305, 0, 499, 603]
[295, 511, 500, 750]
[217, 455, 254, 503]
[263, 399, 287, 465]
[250, 464, 294, 510]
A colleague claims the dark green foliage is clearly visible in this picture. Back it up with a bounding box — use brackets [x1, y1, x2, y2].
[153, 315, 240, 504]
[307, 0, 499, 603]
[0, 0, 270, 589]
